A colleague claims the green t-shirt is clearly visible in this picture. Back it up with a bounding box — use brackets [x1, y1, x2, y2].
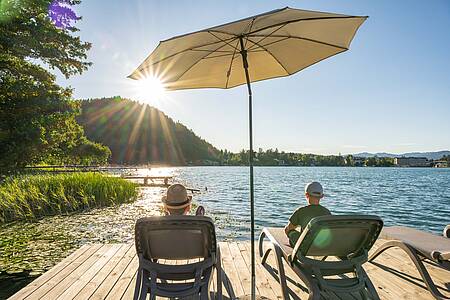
[287, 204, 331, 246]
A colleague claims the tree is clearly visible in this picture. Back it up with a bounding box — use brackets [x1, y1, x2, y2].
[68, 138, 111, 165]
[0, 0, 109, 169]
[345, 155, 355, 166]
[365, 156, 378, 167]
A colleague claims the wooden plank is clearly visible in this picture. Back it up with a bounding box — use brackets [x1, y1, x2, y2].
[9, 245, 91, 300]
[228, 242, 253, 296]
[120, 267, 138, 300]
[365, 262, 422, 299]
[260, 241, 309, 299]
[89, 245, 136, 300]
[219, 241, 245, 298]
[73, 244, 132, 300]
[367, 248, 444, 299]
[104, 256, 139, 300]
[23, 244, 103, 300]
[376, 243, 450, 286]
[57, 244, 122, 299]
[41, 245, 112, 299]
[237, 242, 279, 299]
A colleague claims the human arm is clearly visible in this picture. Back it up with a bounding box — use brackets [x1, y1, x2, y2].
[284, 222, 297, 236]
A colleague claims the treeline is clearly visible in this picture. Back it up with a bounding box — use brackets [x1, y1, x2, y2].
[77, 97, 220, 165]
[0, 0, 110, 171]
[216, 149, 395, 167]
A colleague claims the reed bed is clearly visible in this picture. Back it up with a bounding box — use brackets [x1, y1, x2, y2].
[0, 173, 138, 223]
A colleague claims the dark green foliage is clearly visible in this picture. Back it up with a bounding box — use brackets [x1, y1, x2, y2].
[0, 172, 138, 223]
[0, 0, 91, 78]
[219, 149, 394, 167]
[364, 156, 394, 167]
[77, 97, 220, 165]
[0, 0, 109, 170]
[67, 138, 111, 165]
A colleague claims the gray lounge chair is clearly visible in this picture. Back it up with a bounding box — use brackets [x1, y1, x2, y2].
[259, 215, 383, 300]
[369, 225, 450, 300]
[133, 215, 222, 300]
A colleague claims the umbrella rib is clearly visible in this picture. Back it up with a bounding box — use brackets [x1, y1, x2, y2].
[134, 36, 237, 73]
[244, 18, 256, 48]
[207, 31, 240, 52]
[190, 49, 235, 54]
[173, 37, 239, 83]
[246, 15, 365, 36]
[249, 34, 348, 50]
[245, 38, 290, 75]
[257, 36, 290, 49]
[247, 23, 288, 51]
[247, 36, 289, 51]
[202, 53, 234, 59]
[225, 43, 239, 88]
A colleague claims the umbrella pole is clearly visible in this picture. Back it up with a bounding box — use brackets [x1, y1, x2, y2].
[239, 36, 256, 300]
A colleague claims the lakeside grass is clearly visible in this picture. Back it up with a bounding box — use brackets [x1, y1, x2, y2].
[0, 173, 138, 223]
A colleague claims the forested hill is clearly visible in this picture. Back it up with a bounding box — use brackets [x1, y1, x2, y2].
[77, 97, 220, 165]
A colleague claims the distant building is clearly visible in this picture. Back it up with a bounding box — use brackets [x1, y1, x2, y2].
[433, 160, 448, 168]
[275, 159, 286, 166]
[394, 157, 430, 167]
[353, 157, 366, 167]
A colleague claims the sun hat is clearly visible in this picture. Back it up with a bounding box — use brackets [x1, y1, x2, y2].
[305, 181, 324, 198]
[162, 184, 191, 209]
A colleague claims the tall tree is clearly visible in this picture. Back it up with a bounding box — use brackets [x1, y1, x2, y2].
[0, 0, 109, 169]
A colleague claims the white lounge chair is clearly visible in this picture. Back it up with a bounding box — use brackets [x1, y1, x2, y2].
[369, 225, 450, 300]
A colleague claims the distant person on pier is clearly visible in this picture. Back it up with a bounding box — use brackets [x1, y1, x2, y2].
[162, 183, 205, 216]
[284, 181, 331, 246]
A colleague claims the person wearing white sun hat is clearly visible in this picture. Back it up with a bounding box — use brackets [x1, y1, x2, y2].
[162, 183, 205, 216]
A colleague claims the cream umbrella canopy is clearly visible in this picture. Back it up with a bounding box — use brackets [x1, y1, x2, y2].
[129, 7, 367, 298]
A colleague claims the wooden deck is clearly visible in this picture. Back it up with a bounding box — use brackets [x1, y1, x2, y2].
[9, 240, 449, 299]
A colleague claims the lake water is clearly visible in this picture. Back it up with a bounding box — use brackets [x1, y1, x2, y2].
[1, 166, 449, 297]
[175, 166, 449, 237]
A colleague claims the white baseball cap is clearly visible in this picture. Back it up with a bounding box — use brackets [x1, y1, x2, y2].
[305, 181, 324, 198]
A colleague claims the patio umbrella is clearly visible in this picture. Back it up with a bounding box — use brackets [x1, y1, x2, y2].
[129, 7, 367, 298]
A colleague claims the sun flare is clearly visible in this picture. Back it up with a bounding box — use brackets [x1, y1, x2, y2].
[135, 76, 166, 103]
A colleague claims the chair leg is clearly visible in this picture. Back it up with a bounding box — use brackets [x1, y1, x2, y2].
[141, 271, 151, 300]
[360, 267, 381, 300]
[272, 243, 290, 300]
[259, 230, 290, 299]
[216, 247, 223, 300]
[369, 241, 449, 300]
[258, 230, 266, 258]
[133, 268, 142, 300]
[291, 265, 320, 300]
[259, 230, 273, 265]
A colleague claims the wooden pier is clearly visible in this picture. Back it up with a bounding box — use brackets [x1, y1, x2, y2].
[9, 240, 449, 299]
[121, 175, 172, 187]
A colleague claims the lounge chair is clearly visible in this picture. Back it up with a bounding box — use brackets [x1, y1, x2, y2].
[133, 215, 222, 300]
[259, 215, 383, 300]
[369, 225, 450, 300]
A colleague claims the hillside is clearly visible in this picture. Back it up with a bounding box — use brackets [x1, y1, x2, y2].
[77, 97, 220, 165]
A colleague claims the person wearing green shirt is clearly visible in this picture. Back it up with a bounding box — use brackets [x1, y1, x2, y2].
[284, 181, 331, 246]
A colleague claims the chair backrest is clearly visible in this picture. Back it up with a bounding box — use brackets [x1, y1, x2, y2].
[293, 215, 383, 259]
[135, 215, 217, 260]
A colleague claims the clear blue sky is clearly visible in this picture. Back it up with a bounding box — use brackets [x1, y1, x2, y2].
[56, 0, 450, 154]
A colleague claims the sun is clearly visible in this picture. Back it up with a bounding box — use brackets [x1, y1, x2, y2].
[135, 76, 166, 103]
